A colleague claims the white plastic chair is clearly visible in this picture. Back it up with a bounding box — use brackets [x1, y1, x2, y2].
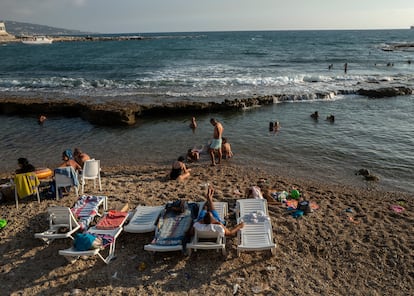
[81, 159, 102, 194]
[55, 169, 79, 200]
[187, 202, 228, 256]
[13, 172, 40, 210]
[34, 206, 81, 244]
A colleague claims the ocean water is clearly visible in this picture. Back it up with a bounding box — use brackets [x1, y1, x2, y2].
[0, 30, 413, 193]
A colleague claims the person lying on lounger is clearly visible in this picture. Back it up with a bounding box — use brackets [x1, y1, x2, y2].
[193, 186, 244, 236]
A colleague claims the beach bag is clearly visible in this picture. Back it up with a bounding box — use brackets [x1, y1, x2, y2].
[297, 200, 313, 214]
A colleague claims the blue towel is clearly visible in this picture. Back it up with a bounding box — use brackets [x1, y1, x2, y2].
[54, 167, 79, 186]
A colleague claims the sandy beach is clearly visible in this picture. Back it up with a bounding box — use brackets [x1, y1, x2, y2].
[0, 162, 413, 296]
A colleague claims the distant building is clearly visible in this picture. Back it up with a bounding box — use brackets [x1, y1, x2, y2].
[0, 21, 8, 35]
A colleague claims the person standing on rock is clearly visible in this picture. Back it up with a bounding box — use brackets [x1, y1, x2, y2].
[209, 118, 223, 166]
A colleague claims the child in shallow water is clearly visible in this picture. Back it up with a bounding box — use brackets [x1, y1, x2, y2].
[221, 137, 233, 159]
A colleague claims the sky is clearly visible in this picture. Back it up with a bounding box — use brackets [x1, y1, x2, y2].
[1, 0, 414, 33]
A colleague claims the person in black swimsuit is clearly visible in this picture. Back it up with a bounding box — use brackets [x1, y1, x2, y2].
[169, 156, 191, 181]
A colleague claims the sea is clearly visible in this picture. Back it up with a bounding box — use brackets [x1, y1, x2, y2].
[0, 30, 413, 193]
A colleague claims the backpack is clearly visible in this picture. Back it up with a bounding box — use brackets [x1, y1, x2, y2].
[74, 233, 99, 251]
[297, 200, 313, 214]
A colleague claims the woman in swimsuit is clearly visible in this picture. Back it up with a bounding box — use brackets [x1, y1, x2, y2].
[169, 156, 191, 181]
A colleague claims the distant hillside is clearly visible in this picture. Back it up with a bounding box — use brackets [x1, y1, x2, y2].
[3, 20, 92, 36]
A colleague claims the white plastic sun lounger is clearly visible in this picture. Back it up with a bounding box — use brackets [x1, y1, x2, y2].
[187, 201, 228, 256]
[235, 198, 268, 223]
[237, 221, 276, 256]
[59, 211, 128, 264]
[144, 202, 200, 254]
[59, 226, 123, 264]
[34, 206, 81, 243]
[235, 198, 276, 256]
[124, 205, 165, 233]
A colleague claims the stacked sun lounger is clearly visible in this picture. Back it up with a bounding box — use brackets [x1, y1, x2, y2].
[71, 195, 107, 231]
[34, 195, 108, 244]
[59, 210, 128, 264]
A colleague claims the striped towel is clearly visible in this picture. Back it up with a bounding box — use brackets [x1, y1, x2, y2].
[152, 208, 193, 246]
[71, 195, 105, 231]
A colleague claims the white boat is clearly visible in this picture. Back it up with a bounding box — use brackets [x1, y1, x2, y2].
[22, 36, 53, 45]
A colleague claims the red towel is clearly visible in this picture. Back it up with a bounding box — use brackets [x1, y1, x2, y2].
[95, 211, 128, 230]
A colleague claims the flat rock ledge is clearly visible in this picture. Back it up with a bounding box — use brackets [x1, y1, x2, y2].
[0, 97, 275, 126]
[0, 86, 412, 126]
[357, 86, 412, 98]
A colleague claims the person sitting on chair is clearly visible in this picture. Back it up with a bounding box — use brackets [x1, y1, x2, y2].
[193, 186, 244, 236]
[59, 149, 82, 172]
[73, 148, 91, 167]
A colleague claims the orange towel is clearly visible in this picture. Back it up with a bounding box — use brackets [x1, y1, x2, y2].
[96, 211, 128, 230]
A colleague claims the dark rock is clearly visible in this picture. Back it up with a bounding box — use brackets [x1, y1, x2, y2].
[355, 168, 379, 182]
[356, 169, 370, 176]
[365, 175, 379, 182]
[357, 87, 412, 98]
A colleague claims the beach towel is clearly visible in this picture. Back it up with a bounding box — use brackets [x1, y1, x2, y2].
[286, 199, 319, 211]
[14, 173, 40, 198]
[54, 167, 79, 186]
[71, 195, 105, 231]
[151, 208, 193, 246]
[96, 211, 128, 230]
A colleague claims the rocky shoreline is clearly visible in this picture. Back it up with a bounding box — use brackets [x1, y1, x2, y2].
[0, 86, 412, 126]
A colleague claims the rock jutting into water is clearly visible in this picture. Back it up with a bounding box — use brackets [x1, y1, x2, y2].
[0, 86, 412, 126]
[357, 87, 412, 98]
[0, 96, 274, 126]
